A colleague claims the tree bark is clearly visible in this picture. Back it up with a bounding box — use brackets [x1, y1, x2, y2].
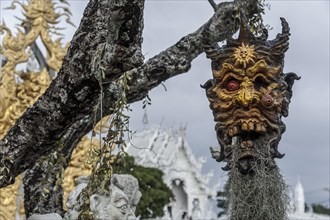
[0, 0, 260, 190]
[23, 114, 95, 218]
[23, 0, 145, 215]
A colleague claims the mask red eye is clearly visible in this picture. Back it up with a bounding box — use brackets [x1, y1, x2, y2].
[227, 80, 239, 91]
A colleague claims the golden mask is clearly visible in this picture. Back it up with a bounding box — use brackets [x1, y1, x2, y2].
[203, 18, 300, 173]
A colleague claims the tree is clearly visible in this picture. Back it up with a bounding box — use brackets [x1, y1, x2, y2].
[0, 0, 263, 216]
[312, 204, 330, 216]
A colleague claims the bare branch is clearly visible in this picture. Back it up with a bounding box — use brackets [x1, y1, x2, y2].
[208, 0, 218, 12]
[0, 0, 145, 187]
[0, 0, 260, 188]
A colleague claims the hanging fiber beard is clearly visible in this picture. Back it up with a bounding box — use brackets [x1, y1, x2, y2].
[224, 148, 290, 220]
[203, 17, 300, 174]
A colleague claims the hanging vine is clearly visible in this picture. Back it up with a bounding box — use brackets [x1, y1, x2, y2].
[77, 64, 132, 219]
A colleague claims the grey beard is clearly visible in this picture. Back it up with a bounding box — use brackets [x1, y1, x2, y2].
[224, 154, 290, 220]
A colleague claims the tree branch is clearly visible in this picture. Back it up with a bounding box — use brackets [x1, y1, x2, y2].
[0, 0, 260, 188]
[0, 0, 101, 187]
[104, 0, 259, 106]
[23, 114, 94, 218]
[208, 0, 218, 12]
[0, 0, 144, 187]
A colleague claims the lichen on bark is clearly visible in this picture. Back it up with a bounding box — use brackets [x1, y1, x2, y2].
[0, 0, 262, 215]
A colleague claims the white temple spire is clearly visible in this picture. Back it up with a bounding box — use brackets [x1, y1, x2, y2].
[294, 176, 305, 214]
[142, 109, 149, 129]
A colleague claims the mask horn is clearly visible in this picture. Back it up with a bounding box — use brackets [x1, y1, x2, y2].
[203, 42, 221, 60]
[202, 20, 222, 61]
[270, 18, 290, 54]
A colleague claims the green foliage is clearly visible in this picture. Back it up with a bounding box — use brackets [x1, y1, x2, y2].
[304, 202, 310, 212]
[78, 69, 132, 219]
[142, 95, 152, 109]
[113, 155, 174, 218]
[232, 0, 272, 36]
[312, 204, 330, 216]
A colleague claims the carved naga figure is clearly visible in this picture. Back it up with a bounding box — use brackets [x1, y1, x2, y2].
[203, 17, 300, 174]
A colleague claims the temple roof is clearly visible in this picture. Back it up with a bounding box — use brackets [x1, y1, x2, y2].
[126, 126, 214, 193]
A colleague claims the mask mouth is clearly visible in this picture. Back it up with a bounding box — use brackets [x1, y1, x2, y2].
[221, 126, 283, 173]
[237, 155, 256, 174]
[232, 130, 261, 173]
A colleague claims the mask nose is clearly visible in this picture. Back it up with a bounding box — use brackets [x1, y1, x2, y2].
[237, 81, 256, 107]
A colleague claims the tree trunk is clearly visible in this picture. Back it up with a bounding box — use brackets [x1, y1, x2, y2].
[0, 0, 260, 197]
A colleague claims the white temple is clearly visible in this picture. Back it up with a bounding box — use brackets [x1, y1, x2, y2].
[126, 125, 217, 219]
[288, 178, 329, 220]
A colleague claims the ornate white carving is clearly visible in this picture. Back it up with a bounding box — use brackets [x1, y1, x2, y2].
[28, 213, 62, 220]
[64, 174, 141, 220]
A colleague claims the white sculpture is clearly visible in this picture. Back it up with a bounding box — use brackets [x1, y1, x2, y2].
[28, 213, 63, 220]
[191, 198, 202, 219]
[29, 174, 141, 220]
[89, 174, 142, 220]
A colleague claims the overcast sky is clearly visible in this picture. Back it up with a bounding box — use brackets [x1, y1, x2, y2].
[1, 0, 329, 207]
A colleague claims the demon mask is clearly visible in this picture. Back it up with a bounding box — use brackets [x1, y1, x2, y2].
[203, 18, 300, 174]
